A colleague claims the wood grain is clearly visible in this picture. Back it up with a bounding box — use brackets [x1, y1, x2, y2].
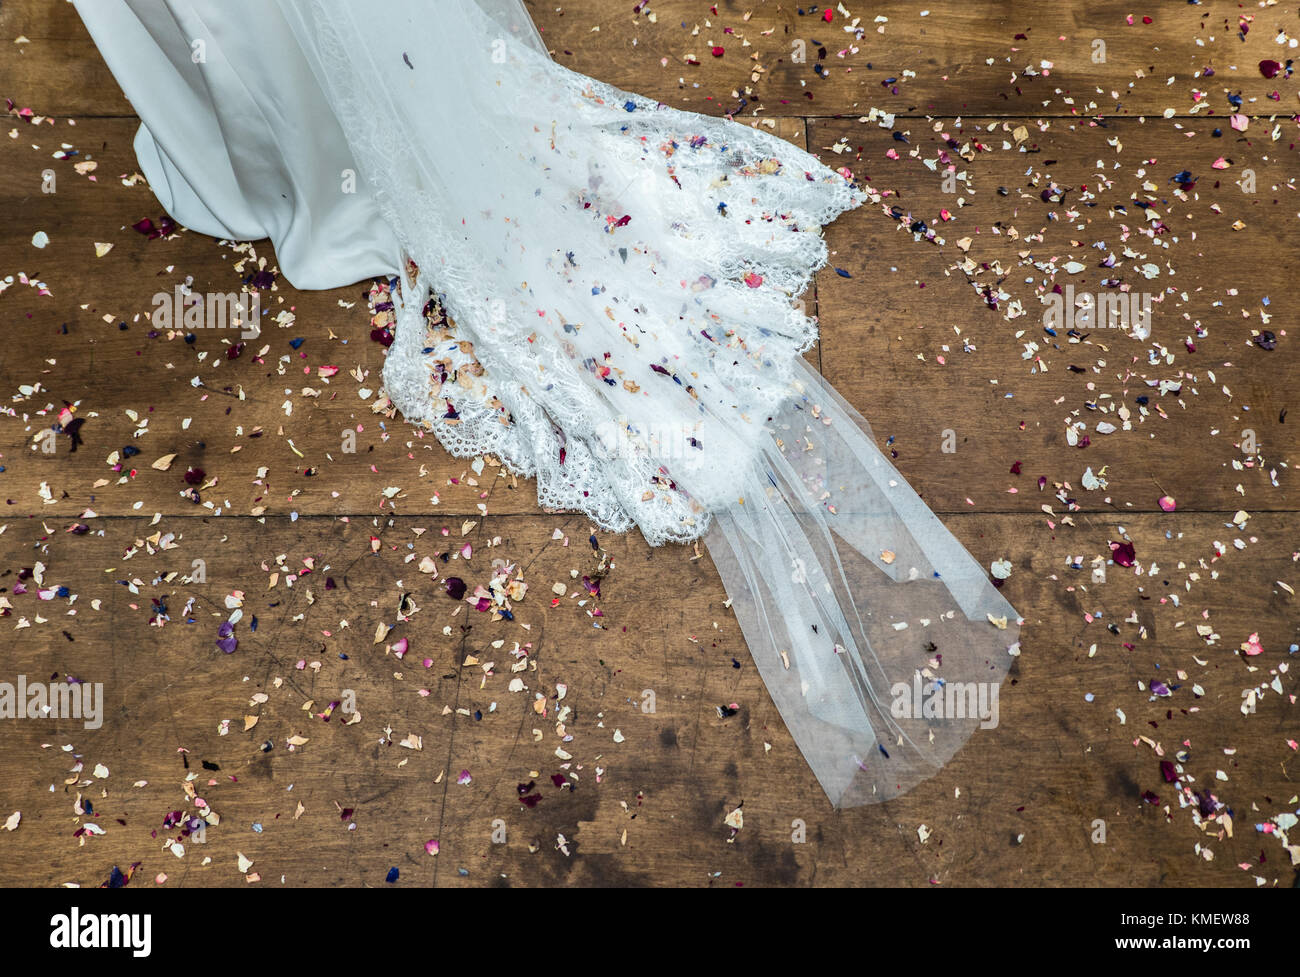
[0, 0, 1296, 888]
[4, 0, 1297, 118]
[0, 512, 1293, 886]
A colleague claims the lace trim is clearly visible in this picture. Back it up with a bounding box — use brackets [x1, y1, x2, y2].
[310, 0, 865, 544]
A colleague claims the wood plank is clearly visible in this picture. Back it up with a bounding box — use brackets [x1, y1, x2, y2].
[5, 0, 1298, 119]
[0, 511, 1294, 886]
[4, 116, 1294, 516]
[808, 114, 1299, 513]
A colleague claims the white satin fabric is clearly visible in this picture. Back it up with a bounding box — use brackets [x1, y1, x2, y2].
[75, 0, 400, 288]
[74, 0, 1021, 806]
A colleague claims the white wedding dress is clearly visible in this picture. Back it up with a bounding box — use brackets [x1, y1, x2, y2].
[74, 0, 1021, 806]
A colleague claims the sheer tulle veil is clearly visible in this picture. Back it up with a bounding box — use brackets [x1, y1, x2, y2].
[72, 0, 1021, 806]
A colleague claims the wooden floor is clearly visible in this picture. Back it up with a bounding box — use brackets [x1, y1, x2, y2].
[1, 0, 1296, 887]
